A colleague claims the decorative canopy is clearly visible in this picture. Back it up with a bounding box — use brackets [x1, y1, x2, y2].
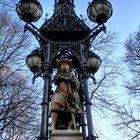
[40, 1, 90, 42]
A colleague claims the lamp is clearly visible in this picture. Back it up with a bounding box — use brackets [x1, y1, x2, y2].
[26, 49, 43, 73]
[16, 0, 43, 22]
[87, 0, 113, 24]
[87, 51, 101, 73]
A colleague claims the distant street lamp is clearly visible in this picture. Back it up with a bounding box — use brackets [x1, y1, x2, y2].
[16, 0, 113, 140]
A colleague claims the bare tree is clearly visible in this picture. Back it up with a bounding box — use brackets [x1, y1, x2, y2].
[114, 27, 140, 140]
[0, 10, 41, 140]
[89, 31, 121, 107]
[81, 29, 125, 139]
[125, 29, 140, 96]
[115, 102, 140, 140]
[0, 66, 40, 140]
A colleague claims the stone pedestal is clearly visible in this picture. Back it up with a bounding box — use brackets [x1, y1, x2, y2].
[50, 130, 83, 140]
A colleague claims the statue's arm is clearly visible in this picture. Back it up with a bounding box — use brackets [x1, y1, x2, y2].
[53, 72, 69, 85]
[70, 74, 80, 89]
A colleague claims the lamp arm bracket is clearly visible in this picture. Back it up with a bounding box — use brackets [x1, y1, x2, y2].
[24, 23, 51, 43]
[32, 71, 42, 84]
[90, 23, 102, 33]
[87, 24, 106, 43]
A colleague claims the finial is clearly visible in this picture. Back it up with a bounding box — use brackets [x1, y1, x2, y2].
[55, 0, 74, 6]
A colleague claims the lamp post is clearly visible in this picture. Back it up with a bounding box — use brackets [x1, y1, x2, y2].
[16, 0, 113, 140]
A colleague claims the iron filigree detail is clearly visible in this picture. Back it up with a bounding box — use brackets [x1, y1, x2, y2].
[40, 4, 90, 42]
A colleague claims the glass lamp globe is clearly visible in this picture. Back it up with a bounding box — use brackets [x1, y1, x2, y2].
[87, 51, 101, 73]
[26, 49, 43, 73]
[87, 0, 113, 24]
[16, 0, 43, 22]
